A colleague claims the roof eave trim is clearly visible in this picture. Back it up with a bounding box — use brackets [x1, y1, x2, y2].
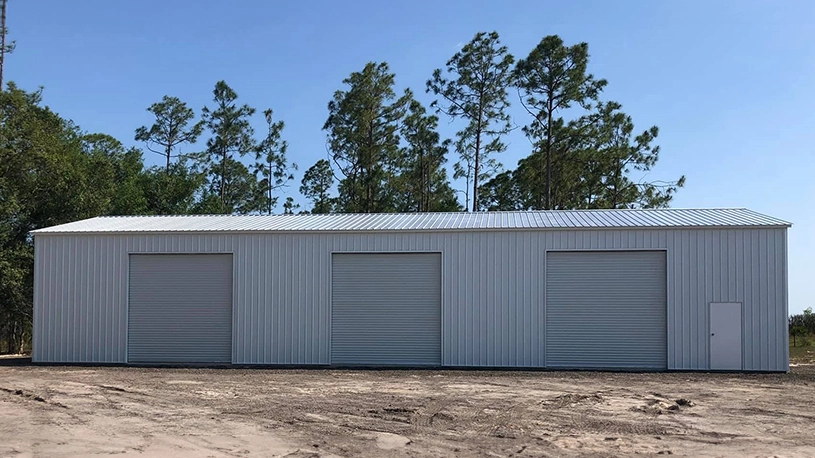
[30, 223, 792, 236]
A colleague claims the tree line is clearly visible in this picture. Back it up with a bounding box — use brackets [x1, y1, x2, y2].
[0, 30, 684, 353]
[790, 308, 814, 347]
[323, 32, 685, 213]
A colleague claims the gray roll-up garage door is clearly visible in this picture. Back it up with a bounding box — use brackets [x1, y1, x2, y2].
[331, 253, 441, 366]
[128, 254, 233, 364]
[545, 251, 667, 370]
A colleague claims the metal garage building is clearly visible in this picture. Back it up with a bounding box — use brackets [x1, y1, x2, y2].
[31, 208, 791, 371]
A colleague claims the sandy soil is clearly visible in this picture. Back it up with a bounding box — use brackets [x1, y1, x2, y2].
[1, 361, 814, 457]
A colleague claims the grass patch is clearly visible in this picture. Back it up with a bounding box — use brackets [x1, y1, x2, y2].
[789, 331, 815, 364]
[790, 345, 815, 365]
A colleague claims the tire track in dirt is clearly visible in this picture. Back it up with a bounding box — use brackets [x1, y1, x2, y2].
[411, 398, 452, 429]
[0, 386, 68, 408]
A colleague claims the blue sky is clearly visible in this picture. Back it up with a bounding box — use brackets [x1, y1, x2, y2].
[7, 0, 814, 313]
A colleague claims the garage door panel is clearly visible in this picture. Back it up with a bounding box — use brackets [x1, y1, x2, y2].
[128, 254, 233, 364]
[546, 251, 667, 370]
[331, 253, 441, 366]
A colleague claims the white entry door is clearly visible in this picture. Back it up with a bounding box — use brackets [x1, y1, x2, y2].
[710, 303, 743, 370]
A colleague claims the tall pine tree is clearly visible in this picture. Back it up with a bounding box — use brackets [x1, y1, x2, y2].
[395, 99, 460, 212]
[427, 31, 514, 211]
[506, 35, 684, 210]
[513, 35, 607, 210]
[199, 81, 258, 214]
[323, 62, 409, 213]
[253, 109, 296, 215]
[134, 96, 203, 171]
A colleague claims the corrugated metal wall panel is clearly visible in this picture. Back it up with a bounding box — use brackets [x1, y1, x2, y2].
[545, 251, 667, 369]
[32, 228, 788, 371]
[127, 254, 232, 363]
[331, 253, 441, 365]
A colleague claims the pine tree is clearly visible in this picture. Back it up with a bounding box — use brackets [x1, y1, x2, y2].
[427, 31, 514, 211]
[253, 109, 296, 215]
[396, 99, 460, 212]
[509, 35, 684, 210]
[513, 35, 606, 209]
[282, 196, 300, 214]
[200, 81, 257, 214]
[324, 62, 409, 213]
[300, 159, 335, 214]
[134, 96, 203, 171]
[585, 102, 685, 208]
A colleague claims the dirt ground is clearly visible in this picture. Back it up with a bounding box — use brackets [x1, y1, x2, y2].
[1, 359, 815, 457]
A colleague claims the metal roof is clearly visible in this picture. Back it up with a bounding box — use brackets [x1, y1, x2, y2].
[31, 208, 791, 234]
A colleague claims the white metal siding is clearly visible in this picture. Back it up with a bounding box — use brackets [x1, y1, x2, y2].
[127, 254, 232, 364]
[546, 251, 667, 369]
[32, 228, 788, 371]
[331, 253, 441, 365]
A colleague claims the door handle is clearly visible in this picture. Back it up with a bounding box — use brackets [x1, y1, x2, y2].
[711, 333, 715, 336]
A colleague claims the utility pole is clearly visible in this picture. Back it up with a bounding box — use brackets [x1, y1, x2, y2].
[0, 0, 9, 90]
